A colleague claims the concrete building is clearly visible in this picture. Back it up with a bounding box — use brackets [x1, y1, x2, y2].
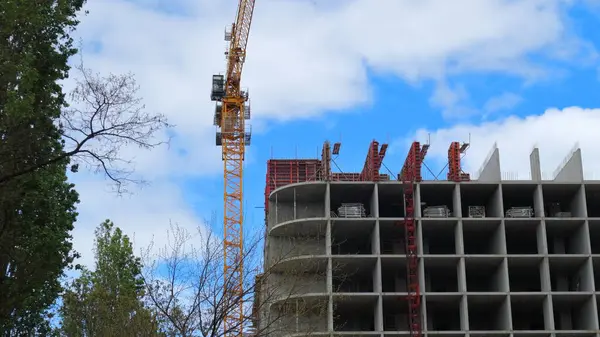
[254, 143, 600, 337]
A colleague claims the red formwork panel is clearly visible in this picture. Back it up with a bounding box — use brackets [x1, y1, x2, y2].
[332, 173, 391, 181]
[264, 149, 391, 216]
[264, 159, 321, 212]
[332, 173, 361, 181]
[265, 141, 390, 212]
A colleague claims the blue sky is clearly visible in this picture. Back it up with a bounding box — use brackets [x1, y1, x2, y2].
[63, 0, 600, 267]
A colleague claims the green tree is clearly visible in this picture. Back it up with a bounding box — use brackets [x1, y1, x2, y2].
[1, 0, 169, 332]
[0, 164, 80, 334]
[60, 220, 163, 336]
[0, 0, 86, 332]
[1, 2, 170, 191]
[0, 0, 86, 181]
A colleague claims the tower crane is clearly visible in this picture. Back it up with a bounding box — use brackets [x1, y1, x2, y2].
[210, 0, 256, 335]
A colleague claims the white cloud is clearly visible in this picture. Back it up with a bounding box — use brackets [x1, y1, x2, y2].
[76, 0, 594, 123]
[69, 174, 203, 268]
[483, 92, 523, 117]
[429, 88, 523, 121]
[406, 107, 600, 181]
[429, 81, 477, 119]
[65, 0, 598, 267]
[338, 0, 574, 79]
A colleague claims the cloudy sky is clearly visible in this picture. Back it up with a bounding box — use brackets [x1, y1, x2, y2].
[65, 0, 600, 267]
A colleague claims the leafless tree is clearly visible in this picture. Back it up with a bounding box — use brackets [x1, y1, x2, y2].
[140, 221, 343, 337]
[0, 59, 172, 192]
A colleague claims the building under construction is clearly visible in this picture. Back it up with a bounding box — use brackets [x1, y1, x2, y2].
[253, 139, 600, 337]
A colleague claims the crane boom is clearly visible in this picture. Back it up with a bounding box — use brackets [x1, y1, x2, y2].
[210, 0, 256, 336]
[225, 0, 254, 92]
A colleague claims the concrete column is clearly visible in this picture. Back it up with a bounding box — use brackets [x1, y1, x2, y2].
[453, 183, 462, 217]
[455, 220, 465, 255]
[530, 147, 542, 182]
[325, 183, 333, 332]
[533, 184, 544, 217]
[373, 184, 383, 332]
[459, 294, 469, 331]
[415, 183, 422, 218]
[497, 220, 508, 255]
[571, 184, 588, 217]
[495, 183, 505, 218]
[543, 294, 554, 330]
[370, 183, 379, 218]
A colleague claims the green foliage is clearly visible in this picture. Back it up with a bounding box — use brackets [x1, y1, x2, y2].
[0, 164, 80, 333]
[0, 0, 171, 333]
[0, 0, 86, 169]
[60, 220, 164, 336]
[1, 1, 170, 189]
[0, 0, 87, 332]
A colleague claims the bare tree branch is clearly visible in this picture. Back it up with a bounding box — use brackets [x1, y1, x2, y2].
[140, 221, 345, 337]
[0, 59, 172, 193]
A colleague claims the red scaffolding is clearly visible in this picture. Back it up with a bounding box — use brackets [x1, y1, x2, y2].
[399, 141, 425, 337]
[447, 141, 470, 182]
[359, 140, 388, 182]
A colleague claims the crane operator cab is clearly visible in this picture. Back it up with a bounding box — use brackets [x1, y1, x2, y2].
[211, 74, 225, 101]
[211, 74, 252, 147]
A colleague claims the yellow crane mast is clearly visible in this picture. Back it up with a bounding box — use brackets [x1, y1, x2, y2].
[210, 0, 256, 335]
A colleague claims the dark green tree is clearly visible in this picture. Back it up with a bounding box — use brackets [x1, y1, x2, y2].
[60, 220, 163, 336]
[0, 0, 86, 181]
[0, 164, 80, 334]
[1, 0, 169, 333]
[1, 4, 170, 191]
[0, 1, 85, 332]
